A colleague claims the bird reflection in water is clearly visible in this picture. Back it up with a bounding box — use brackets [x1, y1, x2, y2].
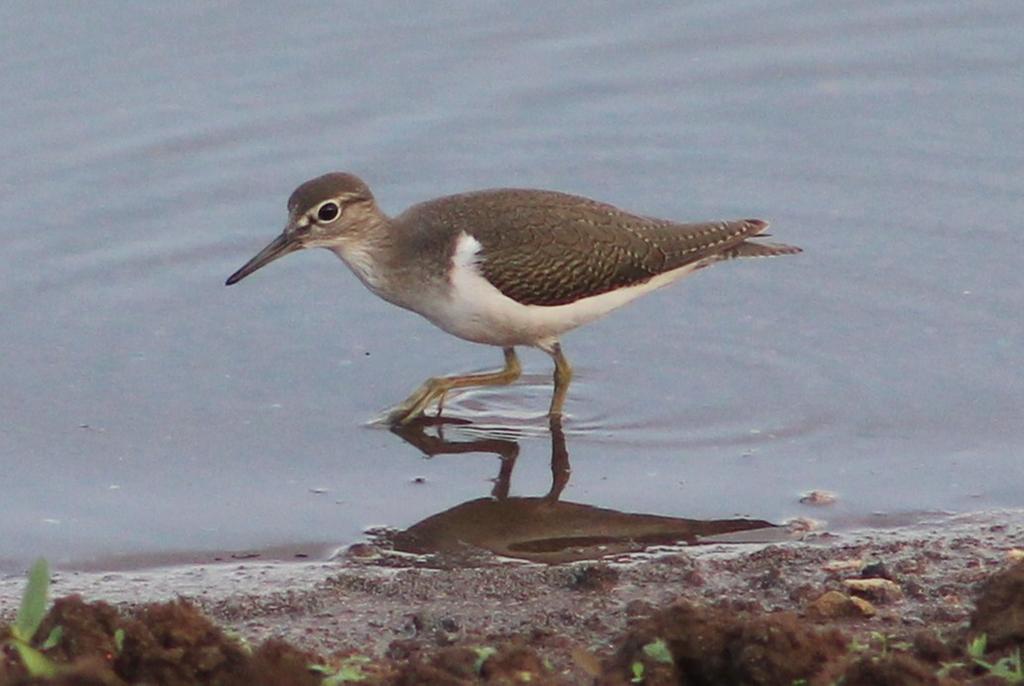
[385, 415, 782, 565]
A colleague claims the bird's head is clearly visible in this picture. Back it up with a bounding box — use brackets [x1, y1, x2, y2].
[226, 172, 382, 285]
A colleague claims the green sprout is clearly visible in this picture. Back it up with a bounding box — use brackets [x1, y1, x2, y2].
[309, 655, 371, 684]
[848, 638, 869, 653]
[642, 638, 672, 664]
[868, 631, 912, 657]
[970, 635, 1023, 684]
[628, 637, 672, 682]
[630, 660, 645, 683]
[984, 650, 1023, 683]
[849, 632, 912, 660]
[939, 634, 1024, 683]
[473, 645, 498, 673]
[968, 633, 989, 660]
[5, 558, 60, 677]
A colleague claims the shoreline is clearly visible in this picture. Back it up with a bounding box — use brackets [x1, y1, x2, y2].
[2, 510, 1022, 683]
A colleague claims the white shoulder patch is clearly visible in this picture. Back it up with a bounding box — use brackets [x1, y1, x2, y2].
[451, 232, 483, 272]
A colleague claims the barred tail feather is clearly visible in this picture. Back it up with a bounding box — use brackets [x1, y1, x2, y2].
[720, 240, 802, 260]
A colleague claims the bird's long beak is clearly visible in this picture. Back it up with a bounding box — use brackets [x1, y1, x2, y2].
[225, 232, 302, 285]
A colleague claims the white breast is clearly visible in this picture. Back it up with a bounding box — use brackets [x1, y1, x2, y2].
[408, 232, 702, 349]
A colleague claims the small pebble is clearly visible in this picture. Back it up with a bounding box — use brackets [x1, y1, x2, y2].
[843, 577, 903, 604]
[799, 490, 837, 506]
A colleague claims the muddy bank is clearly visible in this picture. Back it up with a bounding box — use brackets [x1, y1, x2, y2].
[1, 511, 1022, 684]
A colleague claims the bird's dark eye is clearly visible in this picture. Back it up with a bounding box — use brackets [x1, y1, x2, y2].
[316, 202, 340, 222]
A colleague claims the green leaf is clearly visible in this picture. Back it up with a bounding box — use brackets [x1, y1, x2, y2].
[310, 657, 372, 684]
[848, 639, 868, 653]
[13, 559, 50, 642]
[42, 625, 63, 650]
[114, 628, 125, 654]
[972, 645, 1024, 683]
[989, 657, 1014, 677]
[630, 661, 645, 683]
[13, 642, 58, 678]
[323, 665, 368, 684]
[974, 657, 997, 671]
[967, 633, 988, 659]
[987, 650, 1024, 682]
[324, 670, 362, 684]
[642, 638, 672, 665]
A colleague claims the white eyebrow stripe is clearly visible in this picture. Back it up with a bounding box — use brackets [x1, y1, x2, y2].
[306, 193, 367, 222]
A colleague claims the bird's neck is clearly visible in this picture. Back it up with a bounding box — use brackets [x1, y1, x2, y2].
[326, 214, 398, 295]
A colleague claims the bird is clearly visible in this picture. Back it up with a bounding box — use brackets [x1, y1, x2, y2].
[225, 172, 801, 424]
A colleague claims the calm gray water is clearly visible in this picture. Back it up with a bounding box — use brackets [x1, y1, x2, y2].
[1, 2, 1022, 571]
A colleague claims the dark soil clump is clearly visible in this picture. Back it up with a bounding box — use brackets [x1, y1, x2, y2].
[600, 601, 847, 685]
[970, 561, 1024, 650]
[837, 653, 941, 686]
[2, 598, 316, 686]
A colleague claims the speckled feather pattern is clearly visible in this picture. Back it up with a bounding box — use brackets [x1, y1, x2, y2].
[393, 189, 787, 307]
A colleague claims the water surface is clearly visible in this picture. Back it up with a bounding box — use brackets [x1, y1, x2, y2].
[1, 1, 1022, 571]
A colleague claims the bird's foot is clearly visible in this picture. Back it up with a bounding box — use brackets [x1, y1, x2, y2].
[371, 352, 523, 426]
[374, 377, 453, 426]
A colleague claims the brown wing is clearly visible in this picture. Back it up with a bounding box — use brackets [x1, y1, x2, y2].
[396, 189, 787, 307]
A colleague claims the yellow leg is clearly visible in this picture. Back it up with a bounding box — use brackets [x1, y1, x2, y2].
[383, 347, 521, 425]
[546, 342, 573, 417]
